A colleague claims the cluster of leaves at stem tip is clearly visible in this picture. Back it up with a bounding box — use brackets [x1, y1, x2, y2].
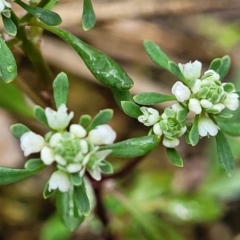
[0, 0, 240, 232]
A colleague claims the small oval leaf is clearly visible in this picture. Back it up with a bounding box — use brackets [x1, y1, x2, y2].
[82, 0, 96, 31]
[100, 135, 160, 158]
[15, 0, 62, 26]
[189, 116, 199, 146]
[53, 72, 69, 108]
[74, 184, 90, 216]
[166, 148, 183, 167]
[34, 106, 49, 126]
[0, 36, 17, 83]
[133, 92, 176, 105]
[121, 101, 142, 118]
[2, 15, 17, 36]
[10, 123, 30, 139]
[86, 109, 113, 131]
[215, 130, 234, 176]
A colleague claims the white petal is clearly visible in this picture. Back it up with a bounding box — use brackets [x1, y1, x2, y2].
[212, 103, 225, 113]
[70, 124, 87, 138]
[66, 163, 82, 173]
[198, 117, 219, 137]
[48, 170, 71, 192]
[0, 2, 5, 12]
[153, 123, 162, 136]
[171, 81, 191, 102]
[191, 79, 202, 94]
[162, 138, 179, 148]
[20, 131, 45, 156]
[89, 167, 101, 181]
[41, 146, 55, 165]
[94, 149, 112, 161]
[88, 124, 116, 145]
[188, 98, 202, 114]
[200, 99, 213, 109]
[55, 154, 67, 165]
[80, 139, 88, 154]
[49, 133, 62, 147]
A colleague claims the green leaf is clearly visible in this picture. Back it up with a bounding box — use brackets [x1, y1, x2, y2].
[34, 106, 49, 126]
[111, 88, 133, 109]
[189, 116, 199, 146]
[82, 0, 96, 31]
[43, 182, 53, 199]
[169, 61, 186, 83]
[0, 36, 17, 83]
[209, 56, 230, 81]
[53, 72, 69, 108]
[218, 56, 231, 81]
[99, 160, 113, 173]
[24, 158, 43, 170]
[133, 92, 176, 105]
[217, 120, 240, 136]
[0, 160, 45, 185]
[100, 135, 160, 158]
[166, 148, 183, 167]
[10, 123, 30, 138]
[15, 0, 62, 26]
[79, 114, 92, 128]
[86, 109, 113, 131]
[74, 184, 90, 216]
[0, 81, 32, 117]
[215, 113, 233, 119]
[42, 25, 133, 90]
[121, 101, 142, 118]
[143, 40, 171, 70]
[70, 173, 83, 186]
[209, 58, 221, 71]
[56, 190, 84, 231]
[2, 15, 17, 36]
[215, 130, 234, 176]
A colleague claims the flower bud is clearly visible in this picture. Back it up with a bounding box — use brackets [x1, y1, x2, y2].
[162, 137, 180, 148]
[171, 81, 191, 102]
[188, 98, 202, 114]
[223, 92, 239, 110]
[41, 146, 55, 165]
[138, 107, 160, 126]
[20, 131, 45, 156]
[70, 124, 87, 138]
[88, 124, 116, 145]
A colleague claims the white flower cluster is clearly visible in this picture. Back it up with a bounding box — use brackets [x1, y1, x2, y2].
[20, 104, 116, 192]
[171, 60, 239, 137]
[138, 104, 187, 148]
[137, 60, 239, 147]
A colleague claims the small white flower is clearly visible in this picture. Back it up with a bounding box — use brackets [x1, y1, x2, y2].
[48, 170, 71, 192]
[138, 107, 160, 126]
[88, 124, 116, 145]
[41, 146, 55, 165]
[49, 133, 62, 147]
[153, 123, 163, 136]
[162, 137, 180, 148]
[178, 60, 202, 80]
[45, 104, 74, 131]
[198, 117, 219, 137]
[20, 131, 45, 157]
[88, 150, 112, 181]
[0, 0, 11, 13]
[202, 70, 220, 82]
[191, 79, 202, 94]
[188, 98, 202, 114]
[70, 124, 87, 138]
[171, 81, 191, 102]
[223, 92, 239, 110]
